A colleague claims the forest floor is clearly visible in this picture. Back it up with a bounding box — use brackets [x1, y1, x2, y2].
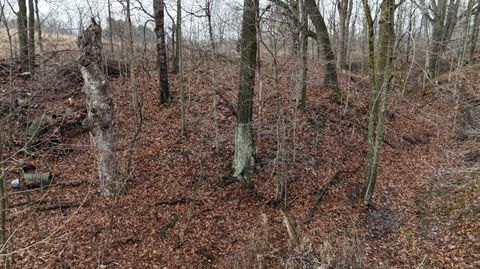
[1, 53, 479, 268]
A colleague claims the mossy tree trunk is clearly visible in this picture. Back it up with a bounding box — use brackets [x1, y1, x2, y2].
[77, 19, 122, 196]
[361, 0, 395, 205]
[232, 0, 258, 188]
[154, 0, 171, 104]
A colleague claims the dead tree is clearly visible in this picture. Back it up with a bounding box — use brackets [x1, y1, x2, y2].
[77, 18, 122, 196]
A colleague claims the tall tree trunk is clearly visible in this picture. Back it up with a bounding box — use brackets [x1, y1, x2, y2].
[125, 0, 139, 113]
[34, 0, 43, 68]
[172, 2, 181, 74]
[297, 0, 308, 109]
[361, 0, 395, 205]
[337, 0, 352, 69]
[154, 0, 171, 104]
[425, 0, 460, 77]
[77, 19, 122, 196]
[206, 0, 220, 151]
[177, 0, 186, 135]
[457, 0, 475, 67]
[107, 0, 114, 54]
[27, 0, 35, 73]
[468, 0, 480, 64]
[0, 134, 10, 268]
[232, 0, 258, 188]
[304, 0, 339, 91]
[17, 0, 28, 72]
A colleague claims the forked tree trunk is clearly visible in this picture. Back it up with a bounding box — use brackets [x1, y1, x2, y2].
[361, 0, 395, 205]
[77, 19, 122, 196]
[304, 0, 339, 91]
[17, 0, 28, 72]
[232, 0, 258, 188]
[154, 0, 171, 104]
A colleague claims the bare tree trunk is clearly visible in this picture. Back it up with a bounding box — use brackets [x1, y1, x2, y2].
[172, 2, 181, 74]
[423, 0, 460, 77]
[296, 0, 308, 109]
[0, 134, 10, 268]
[34, 0, 43, 68]
[206, 0, 220, 152]
[107, 0, 114, 54]
[17, 0, 28, 72]
[361, 0, 395, 205]
[337, 0, 352, 69]
[232, 0, 258, 189]
[457, 0, 475, 68]
[304, 0, 339, 91]
[468, 0, 480, 65]
[27, 0, 35, 73]
[177, 0, 186, 135]
[77, 19, 122, 196]
[154, 0, 171, 104]
[125, 0, 140, 113]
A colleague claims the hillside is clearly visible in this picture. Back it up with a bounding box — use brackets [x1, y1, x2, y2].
[1, 50, 478, 268]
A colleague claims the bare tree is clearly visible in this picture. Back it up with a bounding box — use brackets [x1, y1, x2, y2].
[34, 0, 44, 67]
[468, 0, 480, 64]
[27, 0, 35, 72]
[304, 0, 339, 91]
[17, 0, 28, 71]
[337, 0, 353, 69]
[77, 18, 122, 196]
[232, 0, 258, 188]
[361, 0, 395, 205]
[154, 0, 171, 104]
[415, 0, 460, 77]
[177, 0, 185, 135]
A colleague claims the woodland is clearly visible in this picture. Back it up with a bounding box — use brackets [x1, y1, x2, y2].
[0, 0, 479, 268]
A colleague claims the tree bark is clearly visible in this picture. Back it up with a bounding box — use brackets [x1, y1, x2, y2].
[337, 0, 352, 69]
[304, 0, 339, 90]
[177, 0, 185, 135]
[232, 0, 258, 188]
[17, 0, 28, 72]
[154, 0, 171, 104]
[423, 0, 460, 77]
[27, 0, 35, 72]
[468, 0, 480, 65]
[361, 0, 395, 205]
[77, 19, 122, 196]
[34, 0, 44, 68]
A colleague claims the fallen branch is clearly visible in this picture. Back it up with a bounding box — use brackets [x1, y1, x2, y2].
[155, 197, 201, 206]
[306, 170, 342, 223]
[38, 202, 79, 211]
[280, 208, 300, 246]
